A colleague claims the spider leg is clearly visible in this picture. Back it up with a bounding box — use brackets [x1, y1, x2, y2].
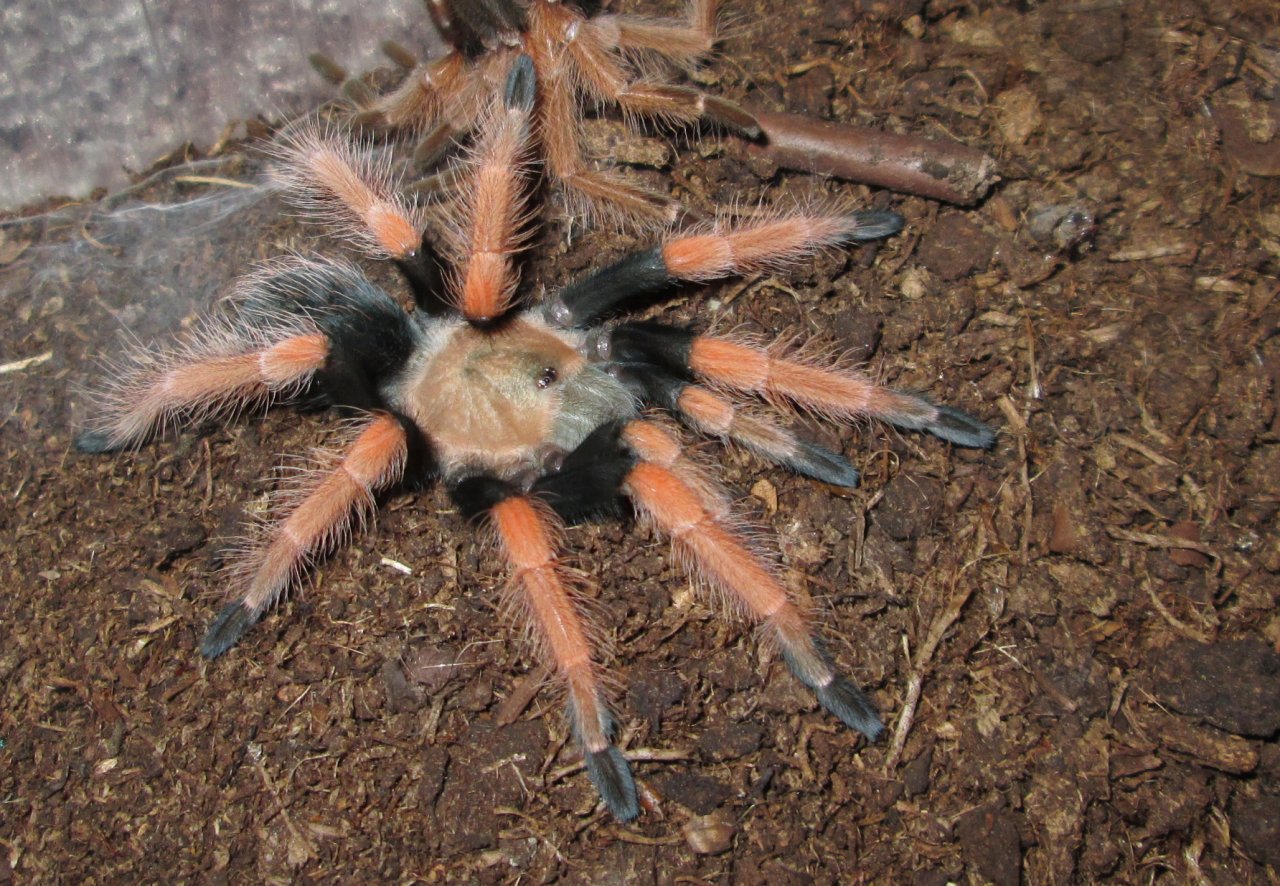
[618, 420, 882, 738]
[234, 258, 421, 411]
[565, 14, 759, 137]
[270, 126, 448, 312]
[373, 51, 468, 130]
[450, 476, 639, 821]
[547, 209, 903, 326]
[616, 363, 860, 487]
[687, 335, 996, 447]
[411, 120, 463, 170]
[451, 54, 537, 323]
[539, 55, 679, 228]
[590, 0, 718, 69]
[517, 1, 679, 229]
[606, 323, 995, 449]
[75, 328, 329, 454]
[77, 258, 420, 452]
[202, 413, 410, 657]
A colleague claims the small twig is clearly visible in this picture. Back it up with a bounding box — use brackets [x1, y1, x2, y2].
[996, 395, 1032, 566]
[1143, 581, 1213, 644]
[253, 748, 316, 863]
[546, 747, 691, 786]
[884, 578, 974, 771]
[607, 830, 683, 846]
[172, 175, 256, 189]
[1108, 243, 1192, 262]
[1105, 526, 1220, 567]
[0, 351, 52, 374]
[1111, 433, 1177, 467]
[379, 556, 413, 575]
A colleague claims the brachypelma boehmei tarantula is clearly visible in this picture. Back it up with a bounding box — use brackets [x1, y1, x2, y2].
[331, 0, 761, 227]
[77, 58, 993, 820]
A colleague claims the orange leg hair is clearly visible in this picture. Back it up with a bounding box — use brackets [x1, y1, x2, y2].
[454, 56, 536, 322]
[660, 211, 901, 281]
[619, 418, 731, 521]
[272, 128, 424, 261]
[564, 11, 758, 136]
[202, 413, 409, 658]
[686, 335, 994, 448]
[673, 384, 861, 487]
[527, 3, 679, 228]
[374, 51, 470, 129]
[489, 495, 638, 820]
[588, 0, 717, 67]
[76, 331, 329, 454]
[622, 422, 882, 737]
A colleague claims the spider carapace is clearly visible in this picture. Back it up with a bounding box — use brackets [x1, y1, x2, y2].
[77, 57, 993, 820]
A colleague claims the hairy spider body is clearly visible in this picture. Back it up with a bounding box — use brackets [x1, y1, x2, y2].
[78, 58, 993, 821]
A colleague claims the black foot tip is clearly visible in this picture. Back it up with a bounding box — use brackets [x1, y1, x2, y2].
[75, 430, 119, 454]
[504, 55, 537, 112]
[792, 441, 861, 488]
[850, 209, 906, 241]
[816, 676, 884, 741]
[929, 405, 996, 449]
[585, 746, 639, 822]
[201, 602, 258, 659]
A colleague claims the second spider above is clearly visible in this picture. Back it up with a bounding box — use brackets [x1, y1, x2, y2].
[77, 57, 993, 821]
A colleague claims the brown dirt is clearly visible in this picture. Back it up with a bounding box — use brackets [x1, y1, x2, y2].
[3, 0, 1280, 882]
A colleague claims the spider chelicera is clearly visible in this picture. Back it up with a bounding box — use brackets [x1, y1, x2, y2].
[77, 57, 993, 820]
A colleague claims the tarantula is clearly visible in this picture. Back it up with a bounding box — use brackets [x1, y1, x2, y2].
[77, 58, 992, 820]
[330, 0, 761, 227]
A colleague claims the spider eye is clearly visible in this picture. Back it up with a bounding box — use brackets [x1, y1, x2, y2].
[537, 367, 558, 389]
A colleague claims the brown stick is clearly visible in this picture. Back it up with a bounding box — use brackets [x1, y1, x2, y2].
[742, 107, 999, 205]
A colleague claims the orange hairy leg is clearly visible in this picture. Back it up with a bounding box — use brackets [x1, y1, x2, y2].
[587, 0, 716, 64]
[687, 336, 994, 448]
[621, 424, 882, 737]
[76, 332, 329, 454]
[673, 384, 862, 487]
[272, 129, 423, 261]
[481, 492, 638, 820]
[202, 413, 409, 658]
[562, 11, 758, 136]
[549, 210, 904, 327]
[660, 211, 903, 280]
[454, 55, 536, 322]
[526, 1, 678, 228]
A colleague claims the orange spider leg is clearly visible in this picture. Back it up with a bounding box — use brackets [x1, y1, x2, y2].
[272, 129, 423, 261]
[76, 331, 329, 453]
[454, 56, 536, 322]
[589, 0, 717, 68]
[674, 384, 861, 486]
[662, 211, 899, 280]
[374, 51, 470, 130]
[525, 3, 678, 228]
[550, 209, 902, 325]
[565, 15, 758, 136]
[686, 336, 994, 447]
[490, 495, 638, 820]
[620, 418, 731, 520]
[688, 336, 908, 417]
[202, 413, 409, 657]
[621, 423, 882, 737]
